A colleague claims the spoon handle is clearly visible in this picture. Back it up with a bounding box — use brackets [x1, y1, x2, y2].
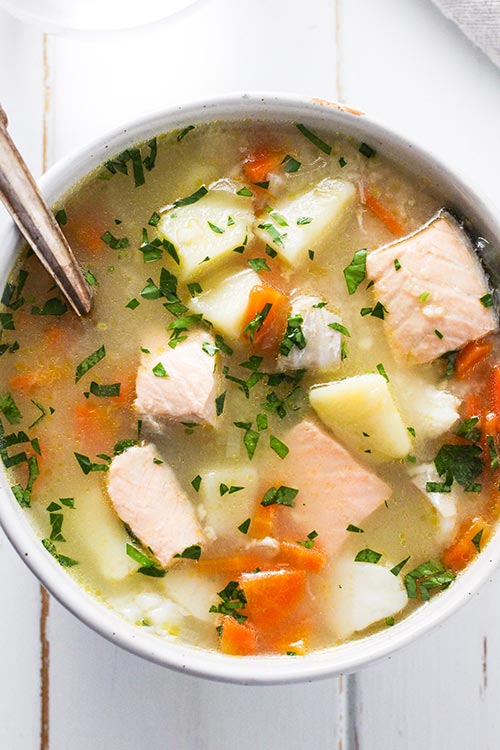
[0, 105, 92, 316]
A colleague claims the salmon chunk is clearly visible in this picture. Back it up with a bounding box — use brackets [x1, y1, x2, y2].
[135, 330, 218, 427]
[275, 421, 391, 554]
[107, 444, 204, 567]
[366, 210, 496, 365]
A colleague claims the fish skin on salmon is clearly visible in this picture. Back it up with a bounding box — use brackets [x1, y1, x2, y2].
[275, 420, 391, 555]
[107, 443, 205, 568]
[135, 330, 219, 427]
[366, 209, 497, 366]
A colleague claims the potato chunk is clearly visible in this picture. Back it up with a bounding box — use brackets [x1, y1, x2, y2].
[328, 559, 408, 639]
[199, 465, 259, 539]
[309, 373, 411, 459]
[190, 267, 261, 340]
[159, 179, 254, 281]
[254, 178, 355, 266]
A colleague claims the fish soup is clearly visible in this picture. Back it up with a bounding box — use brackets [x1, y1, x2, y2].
[0, 120, 497, 657]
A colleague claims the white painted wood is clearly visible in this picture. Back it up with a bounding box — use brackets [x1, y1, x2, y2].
[0, 10, 44, 750]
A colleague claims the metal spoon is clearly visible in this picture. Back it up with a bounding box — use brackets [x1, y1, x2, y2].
[0, 104, 92, 316]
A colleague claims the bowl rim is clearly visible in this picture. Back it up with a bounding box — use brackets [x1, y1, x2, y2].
[0, 91, 499, 685]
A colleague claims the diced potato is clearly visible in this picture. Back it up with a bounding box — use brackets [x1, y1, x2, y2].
[199, 465, 259, 539]
[159, 179, 254, 281]
[309, 373, 411, 459]
[276, 294, 343, 374]
[69, 487, 137, 582]
[328, 559, 408, 639]
[190, 267, 261, 340]
[408, 462, 458, 542]
[164, 567, 221, 623]
[254, 178, 355, 266]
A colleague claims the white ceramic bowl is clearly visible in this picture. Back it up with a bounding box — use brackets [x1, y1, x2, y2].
[1, 93, 499, 685]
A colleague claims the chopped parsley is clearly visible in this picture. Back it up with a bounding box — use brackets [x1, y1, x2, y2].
[174, 544, 202, 560]
[297, 216, 313, 225]
[234, 421, 260, 460]
[126, 543, 165, 576]
[152, 362, 168, 378]
[191, 475, 202, 492]
[257, 222, 286, 247]
[89, 381, 121, 397]
[441, 350, 459, 378]
[472, 529, 484, 553]
[390, 556, 411, 576]
[54, 208, 67, 226]
[269, 435, 289, 459]
[173, 185, 208, 208]
[244, 302, 272, 343]
[328, 321, 351, 337]
[209, 580, 247, 623]
[346, 524, 364, 533]
[295, 123, 332, 155]
[31, 298, 68, 316]
[281, 154, 301, 173]
[208, 221, 224, 234]
[126, 298, 140, 310]
[339, 156, 347, 168]
[394, 258, 401, 271]
[238, 518, 251, 535]
[434, 443, 484, 489]
[219, 484, 244, 496]
[434, 329, 444, 339]
[404, 559, 455, 600]
[148, 211, 161, 227]
[42, 539, 78, 567]
[75, 345, 105, 383]
[455, 417, 481, 442]
[359, 142, 376, 158]
[480, 293, 494, 308]
[177, 125, 195, 141]
[419, 291, 430, 303]
[308, 249, 315, 260]
[187, 282, 202, 297]
[256, 413, 268, 431]
[343, 249, 367, 294]
[236, 186, 253, 197]
[215, 391, 226, 416]
[376, 362, 389, 382]
[279, 314, 307, 356]
[298, 530, 318, 549]
[260, 485, 298, 507]
[248, 258, 271, 272]
[355, 548, 382, 564]
[101, 231, 129, 250]
[74, 452, 109, 475]
[0, 393, 22, 424]
[360, 301, 388, 319]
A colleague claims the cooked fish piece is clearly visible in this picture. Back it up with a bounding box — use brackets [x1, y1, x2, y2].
[275, 421, 391, 554]
[135, 330, 218, 427]
[408, 462, 458, 543]
[366, 209, 497, 365]
[276, 295, 343, 374]
[107, 444, 205, 568]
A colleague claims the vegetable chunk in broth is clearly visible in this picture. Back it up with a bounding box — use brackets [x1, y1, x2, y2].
[1, 120, 498, 657]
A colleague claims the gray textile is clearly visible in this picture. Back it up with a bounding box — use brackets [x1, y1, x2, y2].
[431, 0, 500, 67]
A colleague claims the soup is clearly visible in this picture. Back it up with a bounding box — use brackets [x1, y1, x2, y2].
[0, 120, 497, 657]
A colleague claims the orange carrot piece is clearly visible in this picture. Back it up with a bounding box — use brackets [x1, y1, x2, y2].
[249, 504, 277, 539]
[442, 516, 491, 571]
[277, 541, 327, 573]
[242, 285, 290, 352]
[455, 340, 492, 380]
[269, 620, 310, 655]
[73, 222, 106, 253]
[489, 366, 500, 418]
[243, 151, 283, 184]
[464, 393, 482, 419]
[364, 189, 405, 236]
[220, 616, 258, 656]
[196, 554, 277, 576]
[240, 569, 306, 630]
[9, 361, 69, 392]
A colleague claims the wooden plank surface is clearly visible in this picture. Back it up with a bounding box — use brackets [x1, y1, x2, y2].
[0, 0, 500, 748]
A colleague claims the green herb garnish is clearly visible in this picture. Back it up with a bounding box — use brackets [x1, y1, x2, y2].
[343, 249, 367, 294]
[75, 345, 105, 383]
[279, 314, 307, 356]
[260, 485, 298, 507]
[173, 185, 208, 208]
[404, 559, 455, 600]
[174, 544, 202, 560]
[355, 548, 382, 564]
[295, 123, 332, 154]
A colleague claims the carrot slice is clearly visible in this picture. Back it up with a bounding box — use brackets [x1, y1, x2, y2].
[249, 504, 276, 539]
[277, 541, 327, 573]
[269, 620, 310, 655]
[442, 516, 491, 571]
[196, 555, 273, 575]
[455, 340, 492, 380]
[220, 616, 257, 656]
[240, 569, 306, 630]
[243, 151, 283, 184]
[242, 285, 290, 352]
[364, 189, 405, 236]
